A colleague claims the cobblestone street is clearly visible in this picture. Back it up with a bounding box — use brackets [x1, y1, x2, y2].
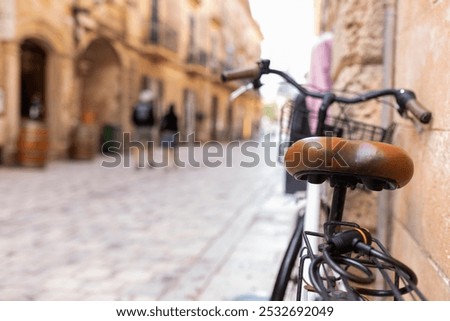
[0, 144, 299, 300]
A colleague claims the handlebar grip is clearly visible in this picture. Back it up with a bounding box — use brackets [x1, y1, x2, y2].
[406, 99, 432, 124]
[221, 66, 261, 82]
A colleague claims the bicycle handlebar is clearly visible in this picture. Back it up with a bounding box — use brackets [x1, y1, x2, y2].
[407, 99, 432, 123]
[396, 89, 432, 123]
[221, 59, 432, 125]
[221, 65, 261, 82]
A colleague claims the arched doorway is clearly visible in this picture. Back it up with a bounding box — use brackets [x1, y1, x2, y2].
[20, 39, 46, 121]
[77, 39, 121, 152]
[16, 39, 49, 167]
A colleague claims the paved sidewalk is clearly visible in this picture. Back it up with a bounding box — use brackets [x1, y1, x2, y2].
[0, 145, 299, 300]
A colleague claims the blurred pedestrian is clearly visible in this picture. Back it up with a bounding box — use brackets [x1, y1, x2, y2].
[131, 89, 156, 168]
[159, 103, 179, 169]
[29, 92, 44, 120]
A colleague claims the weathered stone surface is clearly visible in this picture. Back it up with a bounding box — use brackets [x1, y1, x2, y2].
[391, 0, 450, 298]
[343, 188, 378, 232]
[331, 0, 384, 79]
[331, 64, 383, 123]
[391, 220, 450, 300]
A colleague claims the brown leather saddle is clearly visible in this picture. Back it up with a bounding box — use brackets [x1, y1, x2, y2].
[284, 137, 414, 191]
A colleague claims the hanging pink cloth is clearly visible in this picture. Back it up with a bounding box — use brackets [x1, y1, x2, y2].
[306, 33, 333, 133]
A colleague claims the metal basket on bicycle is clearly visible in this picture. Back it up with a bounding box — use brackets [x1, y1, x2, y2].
[326, 114, 395, 143]
[278, 98, 396, 160]
[278, 101, 396, 162]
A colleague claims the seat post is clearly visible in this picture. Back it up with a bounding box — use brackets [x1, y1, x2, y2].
[326, 184, 347, 237]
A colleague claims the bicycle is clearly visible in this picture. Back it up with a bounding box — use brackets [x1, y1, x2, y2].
[221, 59, 431, 300]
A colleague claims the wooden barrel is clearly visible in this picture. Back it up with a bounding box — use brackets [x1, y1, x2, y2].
[71, 124, 98, 160]
[17, 120, 49, 167]
[82, 110, 96, 124]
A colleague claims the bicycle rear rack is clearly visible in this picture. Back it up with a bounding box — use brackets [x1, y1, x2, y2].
[298, 222, 427, 301]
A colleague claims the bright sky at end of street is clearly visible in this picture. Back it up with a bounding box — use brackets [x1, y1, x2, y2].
[248, 0, 316, 101]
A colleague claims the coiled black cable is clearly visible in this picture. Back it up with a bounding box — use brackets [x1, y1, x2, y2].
[308, 228, 425, 300]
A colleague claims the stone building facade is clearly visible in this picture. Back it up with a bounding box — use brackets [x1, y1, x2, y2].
[316, 0, 449, 300]
[0, 0, 262, 163]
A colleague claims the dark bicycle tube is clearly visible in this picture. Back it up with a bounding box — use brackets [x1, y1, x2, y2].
[322, 248, 375, 284]
[270, 215, 304, 300]
[354, 242, 418, 285]
[309, 256, 332, 300]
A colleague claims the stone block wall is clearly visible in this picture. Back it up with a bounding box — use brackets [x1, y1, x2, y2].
[391, 0, 450, 300]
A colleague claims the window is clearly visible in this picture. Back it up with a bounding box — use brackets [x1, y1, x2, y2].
[150, 0, 159, 43]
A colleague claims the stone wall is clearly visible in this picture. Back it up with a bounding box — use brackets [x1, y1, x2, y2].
[391, 0, 450, 300]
